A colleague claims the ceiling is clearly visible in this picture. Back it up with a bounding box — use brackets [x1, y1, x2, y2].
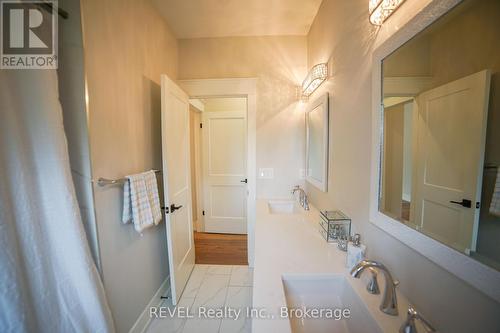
[152, 0, 324, 39]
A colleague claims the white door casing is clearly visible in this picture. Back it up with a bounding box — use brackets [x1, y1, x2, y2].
[202, 110, 247, 234]
[160, 75, 195, 305]
[413, 70, 491, 254]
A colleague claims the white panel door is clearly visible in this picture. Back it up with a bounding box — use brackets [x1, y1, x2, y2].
[413, 70, 490, 254]
[161, 75, 195, 305]
[202, 110, 247, 234]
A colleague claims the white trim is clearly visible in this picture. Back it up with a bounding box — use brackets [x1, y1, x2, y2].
[370, 0, 500, 303]
[305, 93, 329, 192]
[128, 277, 170, 333]
[189, 98, 205, 112]
[179, 78, 257, 267]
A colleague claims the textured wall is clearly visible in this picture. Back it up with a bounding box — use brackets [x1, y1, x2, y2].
[306, 0, 500, 332]
[80, 0, 178, 331]
[178, 36, 308, 199]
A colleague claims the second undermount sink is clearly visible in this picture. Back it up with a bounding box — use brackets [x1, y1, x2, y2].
[282, 275, 382, 333]
[268, 200, 301, 214]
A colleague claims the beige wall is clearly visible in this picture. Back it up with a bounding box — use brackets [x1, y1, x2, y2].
[178, 36, 308, 198]
[306, 0, 500, 332]
[382, 103, 404, 219]
[203, 97, 247, 113]
[81, 0, 178, 331]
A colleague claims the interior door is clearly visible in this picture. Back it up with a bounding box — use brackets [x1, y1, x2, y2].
[413, 70, 491, 254]
[202, 110, 247, 234]
[161, 75, 195, 305]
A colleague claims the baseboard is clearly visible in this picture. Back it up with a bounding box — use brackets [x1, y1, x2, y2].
[128, 277, 170, 333]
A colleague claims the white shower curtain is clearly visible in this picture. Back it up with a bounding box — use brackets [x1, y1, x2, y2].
[0, 70, 115, 332]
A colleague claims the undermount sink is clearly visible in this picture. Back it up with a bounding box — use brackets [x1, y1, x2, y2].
[268, 200, 301, 214]
[282, 275, 382, 333]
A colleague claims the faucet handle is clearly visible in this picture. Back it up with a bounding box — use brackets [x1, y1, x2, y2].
[399, 307, 437, 333]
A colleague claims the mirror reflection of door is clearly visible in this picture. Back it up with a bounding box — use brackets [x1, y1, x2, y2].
[413, 71, 490, 254]
[381, 71, 491, 255]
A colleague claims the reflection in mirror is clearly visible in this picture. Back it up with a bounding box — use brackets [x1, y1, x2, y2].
[306, 93, 329, 192]
[380, 0, 500, 271]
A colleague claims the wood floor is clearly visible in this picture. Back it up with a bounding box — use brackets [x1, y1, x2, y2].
[194, 231, 248, 265]
[402, 200, 410, 222]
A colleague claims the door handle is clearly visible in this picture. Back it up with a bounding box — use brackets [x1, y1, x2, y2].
[449, 199, 472, 208]
[240, 178, 248, 183]
[170, 204, 183, 213]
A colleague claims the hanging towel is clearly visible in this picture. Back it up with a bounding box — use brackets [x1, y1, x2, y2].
[490, 168, 500, 217]
[122, 170, 162, 232]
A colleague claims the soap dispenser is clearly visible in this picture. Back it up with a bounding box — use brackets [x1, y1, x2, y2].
[346, 234, 366, 270]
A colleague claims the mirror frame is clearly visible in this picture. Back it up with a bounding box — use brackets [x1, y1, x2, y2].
[370, 0, 500, 302]
[306, 93, 329, 192]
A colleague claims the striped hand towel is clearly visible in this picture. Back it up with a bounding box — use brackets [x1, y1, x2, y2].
[122, 170, 162, 232]
[490, 168, 500, 217]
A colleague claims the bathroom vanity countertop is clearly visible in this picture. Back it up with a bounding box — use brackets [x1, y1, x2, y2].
[252, 198, 417, 333]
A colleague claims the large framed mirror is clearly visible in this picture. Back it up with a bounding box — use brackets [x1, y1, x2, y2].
[306, 93, 329, 192]
[371, 0, 500, 302]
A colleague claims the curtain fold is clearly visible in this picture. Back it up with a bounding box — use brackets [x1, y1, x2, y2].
[0, 69, 115, 333]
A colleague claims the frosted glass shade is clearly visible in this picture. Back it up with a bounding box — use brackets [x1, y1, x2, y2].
[302, 63, 328, 97]
[369, 0, 406, 26]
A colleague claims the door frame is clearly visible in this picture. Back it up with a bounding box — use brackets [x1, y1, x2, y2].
[179, 78, 257, 267]
[189, 100, 205, 232]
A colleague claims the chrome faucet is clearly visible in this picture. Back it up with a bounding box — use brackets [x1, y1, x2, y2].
[351, 260, 399, 316]
[399, 307, 436, 333]
[291, 185, 309, 210]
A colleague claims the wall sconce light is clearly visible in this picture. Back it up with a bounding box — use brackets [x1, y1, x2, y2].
[369, 0, 406, 26]
[302, 63, 328, 97]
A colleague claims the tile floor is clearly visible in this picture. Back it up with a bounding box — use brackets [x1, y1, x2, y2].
[146, 264, 253, 333]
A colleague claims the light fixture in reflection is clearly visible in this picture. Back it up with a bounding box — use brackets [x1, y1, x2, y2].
[302, 63, 328, 97]
[369, 0, 406, 26]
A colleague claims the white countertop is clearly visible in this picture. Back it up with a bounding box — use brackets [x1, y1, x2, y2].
[252, 198, 417, 333]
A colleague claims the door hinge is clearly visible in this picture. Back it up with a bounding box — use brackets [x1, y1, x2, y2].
[202, 210, 205, 216]
[200, 123, 203, 129]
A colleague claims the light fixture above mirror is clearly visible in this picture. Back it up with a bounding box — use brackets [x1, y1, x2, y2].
[369, 0, 406, 25]
[302, 63, 328, 97]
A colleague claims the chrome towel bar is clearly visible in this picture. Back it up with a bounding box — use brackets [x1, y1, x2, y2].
[94, 170, 161, 187]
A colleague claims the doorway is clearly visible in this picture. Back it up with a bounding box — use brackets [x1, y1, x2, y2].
[189, 96, 249, 265]
[180, 78, 257, 267]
